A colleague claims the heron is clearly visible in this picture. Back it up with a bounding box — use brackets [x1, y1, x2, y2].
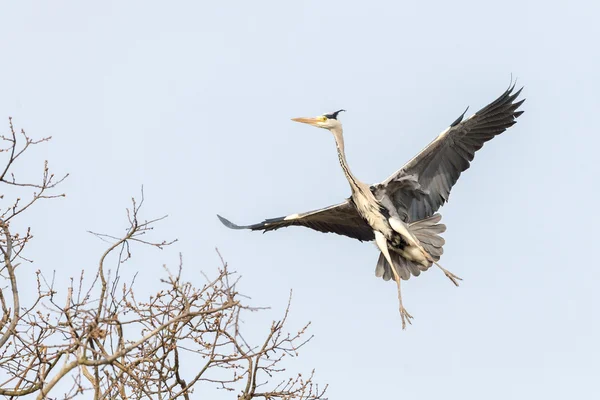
[218, 84, 524, 328]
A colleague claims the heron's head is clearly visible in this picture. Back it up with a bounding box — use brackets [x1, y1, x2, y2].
[291, 109, 345, 131]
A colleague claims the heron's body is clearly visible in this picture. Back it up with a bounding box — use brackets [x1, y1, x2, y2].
[345, 172, 422, 264]
[352, 190, 390, 236]
[329, 128, 433, 281]
[218, 84, 525, 328]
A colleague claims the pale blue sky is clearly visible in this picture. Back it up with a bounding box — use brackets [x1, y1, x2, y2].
[1, 1, 599, 398]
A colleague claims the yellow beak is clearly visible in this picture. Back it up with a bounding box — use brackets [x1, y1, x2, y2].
[291, 117, 322, 126]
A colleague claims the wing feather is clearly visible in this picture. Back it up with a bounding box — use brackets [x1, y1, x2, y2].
[217, 200, 375, 242]
[378, 83, 525, 222]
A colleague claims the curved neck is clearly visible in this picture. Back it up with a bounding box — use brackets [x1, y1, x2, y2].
[331, 126, 363, 194]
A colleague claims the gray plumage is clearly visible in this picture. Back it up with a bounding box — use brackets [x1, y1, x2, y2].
[218, 200, 374, 241]
[377, 85, 524, 222]
[218, 83, 525, 328]
[219, 84, 523, 235]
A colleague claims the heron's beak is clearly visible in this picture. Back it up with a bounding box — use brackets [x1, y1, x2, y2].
[291, 117, 322, 126]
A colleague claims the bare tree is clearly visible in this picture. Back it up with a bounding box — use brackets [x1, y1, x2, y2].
[0, 118, 327, 399]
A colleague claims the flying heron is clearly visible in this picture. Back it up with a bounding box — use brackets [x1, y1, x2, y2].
[218, 84, 524, 328]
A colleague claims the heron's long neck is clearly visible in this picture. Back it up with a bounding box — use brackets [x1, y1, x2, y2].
[331, 126, 363, 194]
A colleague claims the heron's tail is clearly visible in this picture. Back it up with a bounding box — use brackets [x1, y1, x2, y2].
[408, 213, 446, 261]
[375, 214, 446, 281]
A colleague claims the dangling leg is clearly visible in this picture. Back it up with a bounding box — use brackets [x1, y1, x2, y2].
[374, 231, 413, 329]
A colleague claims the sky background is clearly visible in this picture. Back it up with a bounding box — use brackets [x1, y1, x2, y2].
[1, 1, 599, 398]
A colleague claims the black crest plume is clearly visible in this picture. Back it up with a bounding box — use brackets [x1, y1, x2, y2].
[324, 109, 346, 119]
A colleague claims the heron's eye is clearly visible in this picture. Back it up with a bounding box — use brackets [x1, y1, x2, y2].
[318, 116, 328, 122]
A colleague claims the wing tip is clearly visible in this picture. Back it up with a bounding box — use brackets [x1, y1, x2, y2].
[506, 75, 525, 98]
[217, 214, 245, 230]
[450, 106, 470, 127]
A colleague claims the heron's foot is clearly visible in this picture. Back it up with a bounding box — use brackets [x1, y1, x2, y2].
[399, 306, 413, 330]
[434, 262, 462, 286]
[443, 270, 463, 286]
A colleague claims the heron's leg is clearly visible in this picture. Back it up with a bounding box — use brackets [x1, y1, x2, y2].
[393, 271, 413, 329]
[374, 231, 413, 329]
[433, 261, 462, 287]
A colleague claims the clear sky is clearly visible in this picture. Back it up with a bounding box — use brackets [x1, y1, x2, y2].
[1, 1, 599, 398]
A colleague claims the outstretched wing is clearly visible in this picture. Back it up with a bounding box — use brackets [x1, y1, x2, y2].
[377, 83, 525, 222]
[217, 200, 375, 241]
